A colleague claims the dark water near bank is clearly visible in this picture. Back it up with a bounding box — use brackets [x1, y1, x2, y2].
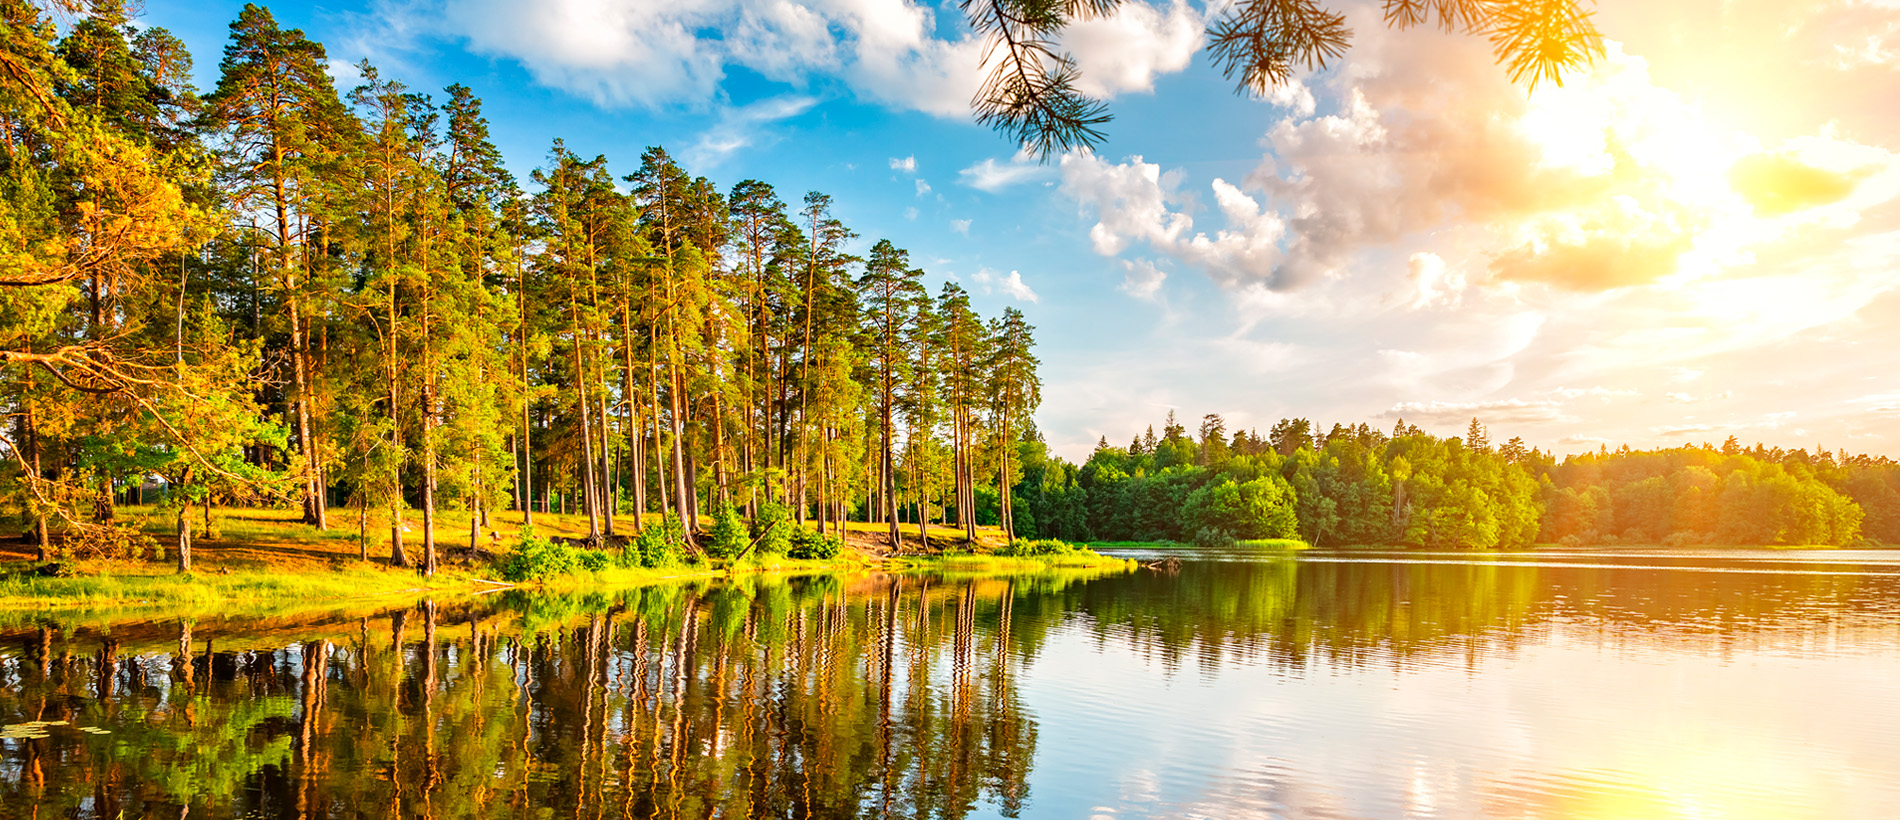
[5, 550, 1900, 819]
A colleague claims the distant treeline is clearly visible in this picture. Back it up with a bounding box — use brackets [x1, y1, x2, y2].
[1008, 414, 1897, 548]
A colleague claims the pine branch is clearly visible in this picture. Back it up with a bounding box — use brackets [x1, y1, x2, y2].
[964, 0, 1114, 160]
[1206, 0, 1352, 97]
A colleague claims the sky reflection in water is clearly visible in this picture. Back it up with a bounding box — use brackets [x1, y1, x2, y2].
[3, 552, 1898, 819]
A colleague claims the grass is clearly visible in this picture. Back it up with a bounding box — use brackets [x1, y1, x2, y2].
[0, 504, 1077, 610]
[886, 551, 1134, 571]
[1085, 538, 1310, 550]
[0, 562, 511, 610]
[1236, 538, 1310, 550]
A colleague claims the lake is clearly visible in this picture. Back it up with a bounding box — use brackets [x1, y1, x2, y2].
[4, 549, 1900, 819]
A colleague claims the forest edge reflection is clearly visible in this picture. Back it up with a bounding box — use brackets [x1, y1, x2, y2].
[3, 557, 1898, 819]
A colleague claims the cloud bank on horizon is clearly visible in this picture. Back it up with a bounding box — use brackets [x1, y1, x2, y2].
[337, 0, 1900, 461]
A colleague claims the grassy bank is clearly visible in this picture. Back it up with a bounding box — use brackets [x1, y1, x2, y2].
[1085, 538, 1309, 551]
[0, 563, 511, 610]
[0, 504, 1105, 610]
[886, 551, 1134, 571]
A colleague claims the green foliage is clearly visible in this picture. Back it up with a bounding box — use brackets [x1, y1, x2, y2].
[1184, 475, 1299, 541]
[627, 515, 687, 568]
[753, 502, 792, 557]
[1191, 527, 1238, 549]
[705, 503, 748, 560]
[495, 534, 611, 582]
[1011, 413, 1894, 551]
[786, 527, 843, 561]
[998, 537, 1077, 557]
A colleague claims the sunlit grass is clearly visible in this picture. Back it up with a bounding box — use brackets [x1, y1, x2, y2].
[1236, 538, 1309, 550]
[0, 563, 503, 610]
[888, 552, 1134, 571]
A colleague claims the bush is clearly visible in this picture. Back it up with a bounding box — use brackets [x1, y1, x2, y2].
[495, 534, 612, 582]
[998, 538, 1076, 557]
[787, 527, 843, 560]
[1192, 527, 1238, 549]
[754, 502, 792, 557]
[627, 515, 687, 568]
[705, 503, 748, 560]
[62, 521, 160, 561]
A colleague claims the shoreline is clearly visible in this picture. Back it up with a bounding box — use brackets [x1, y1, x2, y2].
[0, 548, 1128, 614]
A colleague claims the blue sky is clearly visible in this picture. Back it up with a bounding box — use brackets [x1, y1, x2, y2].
[138, 0, 1900, 461]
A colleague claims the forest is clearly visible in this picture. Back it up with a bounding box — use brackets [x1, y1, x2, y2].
[0, 1, 1042, 574]
[1011, 414, 1900, 549]
[5, 1, 1898, 582]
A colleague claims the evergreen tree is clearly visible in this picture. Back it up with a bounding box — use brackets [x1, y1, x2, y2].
[203, 3, 354, 529]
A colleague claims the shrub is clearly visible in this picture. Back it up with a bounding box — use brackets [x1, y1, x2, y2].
[1192, 527, 1238, 549]
[787, 527, 843, 560]
[754, 502, 792, 557]
[62, 521, 160, 561]
[627, 515, 687, 568]
[495, 534, 612, 582]
[998, 538, 1075, 557]
[705, 503, 748, 560]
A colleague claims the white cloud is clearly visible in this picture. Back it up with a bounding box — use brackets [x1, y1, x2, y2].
[1059, 151, 1290, 285]
[1058, 152, 1189, 254]
[974, 268, 1039, 302]
[949, 218, 971, 235]
[409, 0, 1126, 118]
[684, 94, 818, 167]
[1061, 0, 1204, 98]
[1406, 251, 1465, 309]
[1382, 398, 1570, 426]
[889, 155, 916, 173]
[903, 206, 918, 221]
[444, 0, 733, 106]
[326, 59, 365, 88]
[914, 178, 931, 196]
[1120, 259, 1167, 300]
[959, 149, 1055, 192]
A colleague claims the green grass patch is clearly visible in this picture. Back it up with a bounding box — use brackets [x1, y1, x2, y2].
[0, 563, 502, 611]
[890, 549, 1133, 571]
[1235, 538, 1310, 550]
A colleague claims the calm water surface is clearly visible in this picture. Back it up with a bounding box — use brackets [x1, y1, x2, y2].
[4, 550, 1900, 819]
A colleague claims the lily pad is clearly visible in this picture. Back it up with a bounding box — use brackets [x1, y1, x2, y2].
[1, 720, 70, 740]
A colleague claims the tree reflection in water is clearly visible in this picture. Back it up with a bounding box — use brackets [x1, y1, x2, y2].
[0, 574, 1045, 819]
[3, 558, 1896, 819]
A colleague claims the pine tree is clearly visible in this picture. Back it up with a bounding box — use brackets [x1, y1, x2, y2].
[204, 3, 354, 529]
[859, 239, 925, 548]
[987, 308, 1040, 545]
[937, 283, 987, 543]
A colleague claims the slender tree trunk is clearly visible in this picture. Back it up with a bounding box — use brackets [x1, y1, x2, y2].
[620, 307, 645, 530]
[519, 256, 534, 529]
[421, 263, 439, 577]
[669, 365, 691, 534]
[651, 358, 669, 520]
[572, 304, 600, 540]
[421, 383, 438, 576]
[175, 499, 191, 573]
[25, 408, 48, 561]
[595, 334, 616, 538]
[386, 266, 407, 568]
[291, 297, 323, 529]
